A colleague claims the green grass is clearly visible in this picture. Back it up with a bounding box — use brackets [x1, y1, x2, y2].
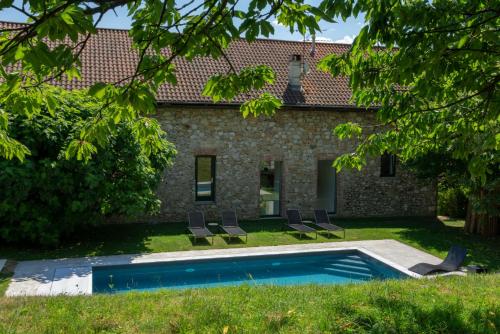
[1, 217, 499, 271]
[0, 274, 498, 333]
[0, 272, 12, 296]
[0, 217, 498, 333]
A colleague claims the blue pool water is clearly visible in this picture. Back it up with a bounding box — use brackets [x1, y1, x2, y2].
[92, 250, 407, 293]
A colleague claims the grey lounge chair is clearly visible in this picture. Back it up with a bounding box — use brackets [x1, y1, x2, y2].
[220, 210, 248, 243]
[313, 209, 345, 238]
[187, 211, 214, 244]
[409, 245, 467, 275]
[285, 209, 317, 239]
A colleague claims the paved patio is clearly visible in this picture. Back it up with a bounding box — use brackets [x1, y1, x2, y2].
[6, 239, 446, 297]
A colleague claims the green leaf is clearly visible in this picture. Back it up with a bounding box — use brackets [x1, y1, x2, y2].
[88, 83, 108, 99]
[240, 93, 282, 118]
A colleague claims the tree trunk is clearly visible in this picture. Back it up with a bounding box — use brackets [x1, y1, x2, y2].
[464, 189, 499, 236]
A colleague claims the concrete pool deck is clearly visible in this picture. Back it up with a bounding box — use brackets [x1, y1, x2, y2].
[6, 239, 448, 297]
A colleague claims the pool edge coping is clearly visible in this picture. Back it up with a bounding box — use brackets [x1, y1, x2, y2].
[7, 240, 435, 296]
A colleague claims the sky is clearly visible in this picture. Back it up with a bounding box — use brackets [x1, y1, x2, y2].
[0, 1, 363, 44]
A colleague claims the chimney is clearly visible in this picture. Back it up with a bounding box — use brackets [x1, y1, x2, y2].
[310, 34, 316, 57]
[288, 54, 302, 91]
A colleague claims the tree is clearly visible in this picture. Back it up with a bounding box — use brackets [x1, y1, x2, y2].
[316, 0, 499, 235]
[0, 0, 498, 235]
[0, 88, 175, 246]
[0, 0, 328, 162]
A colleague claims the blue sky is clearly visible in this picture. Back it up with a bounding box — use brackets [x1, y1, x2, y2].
[0, 1, 363, 43]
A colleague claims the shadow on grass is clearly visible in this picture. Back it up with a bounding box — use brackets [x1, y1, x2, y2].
[317, 232, 343, 239]
[0, 217, 498, 270]
[286, 232, 317, 241]
[395, 225, 500, 270]
[220, 236, 246, 245]
[189, 238, 213, 247]
[344, 216, 500, 271]
[0, 272, 13, 296]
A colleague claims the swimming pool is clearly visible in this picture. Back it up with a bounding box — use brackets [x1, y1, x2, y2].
[92, 250, 408, 293]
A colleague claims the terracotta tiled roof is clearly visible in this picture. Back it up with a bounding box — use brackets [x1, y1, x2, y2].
[1, 21, 354, 107]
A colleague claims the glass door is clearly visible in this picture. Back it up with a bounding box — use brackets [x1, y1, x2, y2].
[317, 160, 336, 213]
[259, 161, 282, 216]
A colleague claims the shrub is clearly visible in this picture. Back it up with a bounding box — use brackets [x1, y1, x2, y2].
[0, 89, 175, 246]
[438, 183, 467, 218]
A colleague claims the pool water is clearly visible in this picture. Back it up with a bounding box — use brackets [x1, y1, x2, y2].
[92, 250, 407, 293]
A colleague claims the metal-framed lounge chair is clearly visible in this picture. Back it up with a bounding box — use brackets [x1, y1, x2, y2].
[285, 209, 317, 239]
[220, 210, 248, 243]
[409, 245, 467, 275]
[313, 209, 345, 238]
[187, 211, 214, 244]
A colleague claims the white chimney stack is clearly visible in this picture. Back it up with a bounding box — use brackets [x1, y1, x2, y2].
[288, 54, 302, 91]
[310, 34, 316, 57]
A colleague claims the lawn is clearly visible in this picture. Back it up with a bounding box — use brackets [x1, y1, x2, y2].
[0, 274, 498, 333]
[1, 216, 499, 271]
[1, 217, 499, 334]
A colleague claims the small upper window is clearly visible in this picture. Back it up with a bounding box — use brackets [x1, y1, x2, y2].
[380, 152, 396, 177]
[195, 156, 216, 201]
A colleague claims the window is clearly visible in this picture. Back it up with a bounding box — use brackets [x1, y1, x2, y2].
[195, 156, 216, 201]
[380, 152, 396, 177]
[317, 160, 336, 213]
[259, 161, 282, 216]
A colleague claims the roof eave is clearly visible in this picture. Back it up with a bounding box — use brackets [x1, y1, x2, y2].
[157, 101, 377, 112]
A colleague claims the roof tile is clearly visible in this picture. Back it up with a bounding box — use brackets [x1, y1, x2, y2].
[1, 22, 353, 106]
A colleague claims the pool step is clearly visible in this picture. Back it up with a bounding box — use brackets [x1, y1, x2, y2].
[332, 258, 370, 266]
[327, 262, 372, 273]
[323, 267, 374, 280]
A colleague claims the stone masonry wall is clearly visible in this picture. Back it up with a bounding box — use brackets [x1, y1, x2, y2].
[153, 106, 436, 222]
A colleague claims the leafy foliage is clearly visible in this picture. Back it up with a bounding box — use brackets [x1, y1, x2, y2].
[317, 0, 499, 224]
[0, 89, 175, 246]
[0, 0, 330, 161]
[438, 185, 467, 218]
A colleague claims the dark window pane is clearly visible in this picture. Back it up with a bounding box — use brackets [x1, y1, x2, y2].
[259, 161, 282, 216]
[196, 156, 215, 201]
[381, 153, 396, 177]
[317, 160, 336, 213]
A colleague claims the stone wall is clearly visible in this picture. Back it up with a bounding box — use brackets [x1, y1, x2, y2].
[153, 106, 436, 222]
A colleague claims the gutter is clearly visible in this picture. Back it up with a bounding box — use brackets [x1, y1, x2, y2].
[157, 101, 377, 112]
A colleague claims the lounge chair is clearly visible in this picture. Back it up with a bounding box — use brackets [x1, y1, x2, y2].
[187, 211, 214, 244]
[313, 209, 345, 238]
[285, 209, 317, 239]
[220, 210, 248, 243]
[409, 245, 467, 275]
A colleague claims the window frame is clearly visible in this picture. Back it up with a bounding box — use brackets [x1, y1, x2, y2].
[195, 155, 216, 202]
[380, 152, 396, 177]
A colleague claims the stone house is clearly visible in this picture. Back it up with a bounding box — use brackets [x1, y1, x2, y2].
[2, 22, 437, 221]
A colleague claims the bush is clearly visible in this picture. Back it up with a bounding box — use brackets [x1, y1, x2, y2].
[438, 183, 467, 218]
[0, 89, 175, 246]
